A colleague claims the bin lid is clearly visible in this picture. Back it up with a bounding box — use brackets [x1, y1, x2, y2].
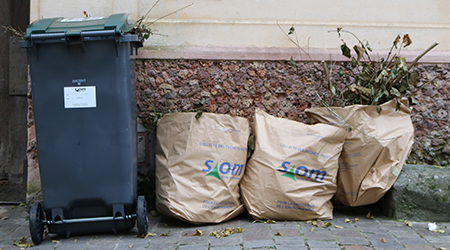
[25, 13, 134, 39]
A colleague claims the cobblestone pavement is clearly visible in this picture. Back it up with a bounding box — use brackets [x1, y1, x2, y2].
[1, 205, 449, 250]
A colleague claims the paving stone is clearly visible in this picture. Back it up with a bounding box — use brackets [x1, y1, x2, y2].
[423, 235, 450, 243]
[305, 239, 339, 248]
[243, 239, 274, 249]
[178, 235, 209, 245]
[404, 245, 436, 250]
[243, 227, 272, 241]
[210, 246, 241, 250]
[365, 233, 396, 243]
[370, 240, 404, 249]
[331, 230, 364, 237]
[209, 234, 243, 246]
[275, 245, 309, 250]
[336, 237, 369, 245]
[341, 245, 373, 250]
[177, 243, 209, 250]
[274, 236, 305, 246]
[395, 236, 429, 245]
[271, 229, 301, 237]
[303, 231, 335, 240]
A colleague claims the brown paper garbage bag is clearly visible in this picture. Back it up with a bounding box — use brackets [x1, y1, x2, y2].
[155, 112, 249, 224]
[241, 109, 346, 220]
[306, 100, 414, 206]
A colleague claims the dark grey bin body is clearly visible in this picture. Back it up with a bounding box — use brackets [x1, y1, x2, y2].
[21, 33, 141, 236]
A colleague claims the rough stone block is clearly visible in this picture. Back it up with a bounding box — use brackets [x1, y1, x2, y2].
[380, 164, 450, 222]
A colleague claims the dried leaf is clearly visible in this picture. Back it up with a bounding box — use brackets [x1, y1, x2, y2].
[433, 229, 446, 234]
[334, 225, 345, 229]
[381, 238, 387, 243]
[13, 237, 32, 248]
[341, 42, 351, 58]
[405, 221, 413, 227]
[274, 232, 283, 236]
[0, 217, 8, 220]
[129, 244, 134, 248]
[160, 231, 170, 236]
[438, 247, 446, 250]
[192, 229, 203, 236]
[316, 220, 326, 228]
[52, 240, 60, 243]
[210, 230, 221, 238]
[74, 239, 78, 243]
[143, 232, 156, 238]
[337, 27, 343, 37]
[353, 45, 365, 61]
[252, 219, 264, 224]
[393, 34, 401, 49]
[377, 106, 382, 114]
[345, 218, 351, 223]
[403, 34, 412, 48]
[195, 111, 203, 121]
[366, 212, 374, 219]
[310, 227, 315, 232]
[265, 219, 277, 224]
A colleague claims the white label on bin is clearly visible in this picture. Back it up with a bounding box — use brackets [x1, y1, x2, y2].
[64, 86, 97, 108]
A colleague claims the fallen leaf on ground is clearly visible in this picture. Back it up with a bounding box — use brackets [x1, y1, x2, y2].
[128, 244, 133, 248]
[74, 239, 77, 243]
[13, 237, 32, 248]
[210, 231, 221, 238]
[143, 232, 156, 238]
[265, 219, 277, 224]
[160, 231, 170, 236]
[354, 218, 359, 222]
[274, 232, 283, 236]
[345, 218, 351, 223]
[381, 238, 387, 243]
[438, 247, 446, 250]
[209, 227, 243, 238]
[52, 240, 60, 243]
[192, 229, 202, 236]
[405, 221, 413, 227]
[334, 225, 345, 229]
[316, 220, 326, 228]
[432, 229, 446, 234]
[310, 227, 315, 232]
[366, 212, 374, 219]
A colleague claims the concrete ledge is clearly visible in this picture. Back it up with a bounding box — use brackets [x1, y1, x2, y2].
[137, 46, 450, 63]
[380, 164, 450, 222]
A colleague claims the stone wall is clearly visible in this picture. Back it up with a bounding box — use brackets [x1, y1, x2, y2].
[136, 60, 450, 166]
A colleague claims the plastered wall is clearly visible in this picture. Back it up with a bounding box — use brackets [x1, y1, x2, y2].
[30, 0, 450, 59]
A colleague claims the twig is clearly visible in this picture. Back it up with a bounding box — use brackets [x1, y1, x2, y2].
[276, 21, 311, 60]
[408, 42, 439, 70]
[144, 2, 194, 26]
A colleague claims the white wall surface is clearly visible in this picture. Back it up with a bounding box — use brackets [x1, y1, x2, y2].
[30, 0, 450, 60]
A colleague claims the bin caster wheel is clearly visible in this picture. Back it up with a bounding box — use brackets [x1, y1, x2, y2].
[136, 196, 148, 235]
[29, 202, 45, 245]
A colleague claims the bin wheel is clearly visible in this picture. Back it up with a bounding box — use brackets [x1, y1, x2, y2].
[136, 196, 148, 235]
[29, 202, 45, 245]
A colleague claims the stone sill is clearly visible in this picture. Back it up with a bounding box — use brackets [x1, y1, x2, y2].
[137, 46, 450, 63]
